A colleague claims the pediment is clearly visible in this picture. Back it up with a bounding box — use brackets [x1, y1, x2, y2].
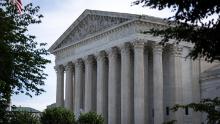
[49, 10, 166, 53]
[53, 13, 130, 50]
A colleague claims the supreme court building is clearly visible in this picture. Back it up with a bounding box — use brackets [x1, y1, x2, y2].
[49, 10, 219, 124]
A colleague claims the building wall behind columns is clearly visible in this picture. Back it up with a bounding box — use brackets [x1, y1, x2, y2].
[92, 57, 97, 112]
[191, 59, 202, 124]
[144, 46, 149, 124]
[148, 49, 154, 124]
[72, 64, 75, 112]
[162, 46, 172, 122]
[81, 64, 85, 112]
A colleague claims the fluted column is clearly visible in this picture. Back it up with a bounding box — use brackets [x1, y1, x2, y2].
[84, 55, 95, 112]
[153, 44, 164, 124]
[65, 62, 74, 111]
[170, 45, 183, 123]
[133, 41, 145, 124]
[120, 43, 132, 124]
[96, 51, 108, 122]
[74, 59, 84, 115]
[107, 47, 120, 124]
[191, 59, 202, 124]
[55, 65, 64, 107]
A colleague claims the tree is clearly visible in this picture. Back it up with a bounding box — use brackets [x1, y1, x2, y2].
[133, 0, 220, 123]
[171, 98, 220, 124]
[0, 0, 50, 122]
[40, 107, 76, 124]
[133, 0, 220, 62]
[9, 111, 40, 124]
[77, 112, 104, 124]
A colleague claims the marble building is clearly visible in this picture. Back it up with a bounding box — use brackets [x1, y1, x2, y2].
[49, 10, 218, 124]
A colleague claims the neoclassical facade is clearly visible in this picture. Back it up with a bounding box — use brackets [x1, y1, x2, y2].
[48, 10, 212, 124]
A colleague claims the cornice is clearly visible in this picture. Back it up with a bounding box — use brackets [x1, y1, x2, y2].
[201, 74, 220, 81]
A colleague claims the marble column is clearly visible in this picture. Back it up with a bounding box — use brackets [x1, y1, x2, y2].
[107, 47, 120, 124]
[153, 44, 164, 124]
[191, 59, 202, 124]
[55, 65, 64, 107]
[74, 59, 84, 115]
[96, 51, 108, 122]
[64, 62, 74, 111]
[84, 55, 95, 112]
[170, 45, 183, 123]
[120, 43, 132, 124]
[133, 41, 145, 124]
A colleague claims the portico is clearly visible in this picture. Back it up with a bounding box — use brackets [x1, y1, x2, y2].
[50, 10, 200, 124]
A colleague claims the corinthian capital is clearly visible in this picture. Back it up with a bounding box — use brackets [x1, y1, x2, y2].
[65, 62, 73, 71]
[133, 41, 145, 49]
[83, 55, 95, 64]
[170, 45, 183, 57]
[95, 51, 107, 61]
[54, 65, 64, 73]
[106, 47, 119, 59]
[119, 42, 131, 55]
[74, 59, 84, 68]
[153, 44, 163, 54]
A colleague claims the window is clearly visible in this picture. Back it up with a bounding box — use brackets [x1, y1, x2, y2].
[185, 107, 189, 115]
[166, 107, 169, 115]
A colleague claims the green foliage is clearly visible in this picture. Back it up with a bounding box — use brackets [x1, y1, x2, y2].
[0, 0, 50, 97]
[9, 111, 40, 124]
[40, 107, 76, 124]
[134, 1, 220, 123]
[133, 0, 220, 62]
[0, 0, 50, 123]
[171, 97, 220, 124]
[77, 112, 104, 124]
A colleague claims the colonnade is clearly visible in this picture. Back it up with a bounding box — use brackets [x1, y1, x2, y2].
[54, 41, 183, 124]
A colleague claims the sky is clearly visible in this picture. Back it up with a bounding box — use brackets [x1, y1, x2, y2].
[11, 0, 173, 111]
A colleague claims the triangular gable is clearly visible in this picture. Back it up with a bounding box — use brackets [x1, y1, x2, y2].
[54, 14, 129, 50]
[49, 10, 136, 52]
[49, 9, 166, 53]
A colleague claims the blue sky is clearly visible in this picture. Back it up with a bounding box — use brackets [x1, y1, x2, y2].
[11, 0, 172, 111]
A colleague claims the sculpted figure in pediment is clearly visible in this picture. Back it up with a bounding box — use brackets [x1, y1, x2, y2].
[55, 15, 129, 49]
